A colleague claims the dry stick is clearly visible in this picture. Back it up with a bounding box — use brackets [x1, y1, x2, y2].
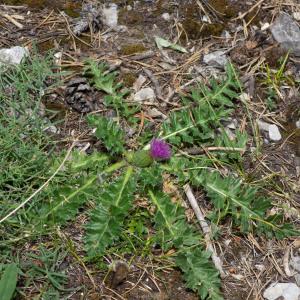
[0, 12, 23, 29]
[182, 146, 245, 156]
[232, 0, 265, 20]
[0, 141, 77, 224]
[143, 68, 163, 99]
[184, 184, 226, 278]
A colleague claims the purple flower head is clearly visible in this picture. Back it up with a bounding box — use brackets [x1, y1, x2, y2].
[150, 139, 171, 161]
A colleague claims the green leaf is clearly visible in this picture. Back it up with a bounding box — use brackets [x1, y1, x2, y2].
[0, 263, 19, 300]
[83, 60, 120, 95]
[85, 167, 136, 257]
[162, 64, 239, 147]
[149, 191, 201, 251]
[83, 59, 138, 121]
[149, 191, 222, 299]
[154, 36, 188, 53]
[176, 249, 223, 300]
[87, 115, 125, 155]
[197, 170, 298, 238]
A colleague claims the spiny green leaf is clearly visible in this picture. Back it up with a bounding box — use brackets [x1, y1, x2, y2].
[85, 167, 136, 257]
[197, 170, 298, 238]
[176, 249, 223, 300]
[87, 115, 125, 155]
[83, 60, 121, 95]
[162, 64, 239, 147]
[137, 165, 163, 190]
[149, 191, 222, 299]
[149, 191, 201, 251]
[39, 154, 111, 224]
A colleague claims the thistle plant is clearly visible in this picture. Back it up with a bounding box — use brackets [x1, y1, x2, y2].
[2, 61, 298, 300]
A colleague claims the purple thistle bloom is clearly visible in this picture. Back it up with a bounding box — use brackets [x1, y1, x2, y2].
[150, 139, 171, 161]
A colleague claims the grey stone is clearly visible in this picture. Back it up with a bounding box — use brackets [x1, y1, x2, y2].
[263, 282, 300, 300]
[162, 13, 171, 21]
[0, 46, 29, 65]
[268, 124, 282, 141]
[133, 87, 155, 102]
[271, 13, 300, 56]
[203, 51, 228, 68]
[290, 256, 300, 273]
[257, 120, 271, 132]
[293, 12, 300, 21]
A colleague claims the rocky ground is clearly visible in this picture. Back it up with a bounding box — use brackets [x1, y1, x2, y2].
[0, 0, 300, 299]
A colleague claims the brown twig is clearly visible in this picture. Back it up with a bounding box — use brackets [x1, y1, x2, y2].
[184, 184, 226, 278]
[0, 12, 23, 29]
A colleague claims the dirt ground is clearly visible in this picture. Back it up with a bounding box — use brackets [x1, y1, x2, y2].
[1, 0, 300, 299]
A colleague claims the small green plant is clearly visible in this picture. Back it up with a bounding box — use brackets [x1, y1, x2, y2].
[87, 114, 125, 155]
[261, 52, 294, 111]
[83, 60, 139, 121]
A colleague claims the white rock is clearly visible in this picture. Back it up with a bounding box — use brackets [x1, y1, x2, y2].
[203, 50, 228, 68]
[133, 87, 155, 102]
[293, 12, 300, 21]
[257, 120, 271, 131]
[0, 46, 29, 65]
[296, 119, 300, 128]
[102, 4, 118, 28]
[263, 282, 300, 300]
[162, 13, 171, 21]
[268, 124, 282, 141]
[261, 22, 270, 31]
[202, 15, 209, 23]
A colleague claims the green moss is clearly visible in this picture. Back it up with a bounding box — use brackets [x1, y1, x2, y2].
[182, 19, 224, 39]
[120, 44, 146, 55]
[208, 0, 238, 19]
[120, 72, 136, 87]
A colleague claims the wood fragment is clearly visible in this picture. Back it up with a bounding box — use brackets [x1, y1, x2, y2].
[0, 12, 23, 29]
[233, 0, 264, 21]
[283, 246, 295, 277]
[184, 184, 226, 278]
[127, 50, 155, 61]
[182, 146, 246, 156]
[143, 68, 163, 99]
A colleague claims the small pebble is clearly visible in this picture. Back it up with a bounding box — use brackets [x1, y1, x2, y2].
[162, 13, 170, 21]
[293, 12, 300, 21]
[268, 124, 282, 141]
[133, 87, 155, 102]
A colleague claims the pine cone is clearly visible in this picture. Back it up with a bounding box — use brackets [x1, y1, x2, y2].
[65, 77, 94, 113]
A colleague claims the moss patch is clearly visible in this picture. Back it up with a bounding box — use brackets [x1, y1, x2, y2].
[182, 19, 224, 39]
[120, 44, 146, 55]
[208, 0, 238, 19]
[120, 72, 136, 87]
